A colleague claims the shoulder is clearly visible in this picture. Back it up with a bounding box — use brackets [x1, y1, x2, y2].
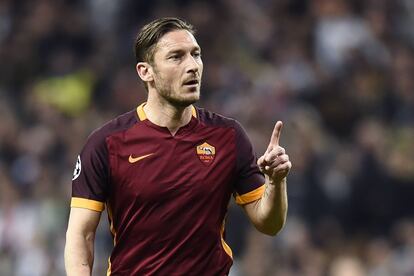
[83, 109, 138, 150]
[195, 106, 242, 130]
[195, 107, 253, 148]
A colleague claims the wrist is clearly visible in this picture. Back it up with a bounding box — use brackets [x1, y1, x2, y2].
[267, 176, 286, 187]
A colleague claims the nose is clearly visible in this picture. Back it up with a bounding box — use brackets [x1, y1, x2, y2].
[186, 55, 201, 74]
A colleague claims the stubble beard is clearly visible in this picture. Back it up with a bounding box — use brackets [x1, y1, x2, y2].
[155, 79, 200, 108]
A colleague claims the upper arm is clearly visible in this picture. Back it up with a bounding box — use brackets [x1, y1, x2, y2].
[71, 129, 110, 208]
[65, 208, 101, 273]
[241, 199, 260, 222]
[68, 131, 108, 236]
[232, 121, 265, 205]
[67, 207, 101, 236]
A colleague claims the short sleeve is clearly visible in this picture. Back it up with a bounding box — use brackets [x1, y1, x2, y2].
[233, 121, 265, 205]
[70, 130, 109, 212]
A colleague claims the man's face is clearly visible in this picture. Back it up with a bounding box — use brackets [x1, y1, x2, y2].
[150, 30, 203, 107]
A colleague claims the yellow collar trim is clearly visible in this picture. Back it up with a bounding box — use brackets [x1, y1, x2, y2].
[136, 103, 147, 121]
[136, 103, 197, 121]
[191, 105, 197, 118]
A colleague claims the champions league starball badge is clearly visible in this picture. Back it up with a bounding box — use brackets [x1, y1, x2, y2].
[72, 155, 82, 180]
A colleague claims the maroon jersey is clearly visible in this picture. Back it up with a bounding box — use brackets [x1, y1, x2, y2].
[71, 103, 265, 275]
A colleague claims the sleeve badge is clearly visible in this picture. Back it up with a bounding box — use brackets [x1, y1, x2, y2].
[72, 155, 82, 180]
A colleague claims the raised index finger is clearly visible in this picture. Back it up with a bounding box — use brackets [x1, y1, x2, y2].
[268, 121, 283, 149]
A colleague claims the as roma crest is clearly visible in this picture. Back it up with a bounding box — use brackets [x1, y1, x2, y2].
[196, 142, 216, 165]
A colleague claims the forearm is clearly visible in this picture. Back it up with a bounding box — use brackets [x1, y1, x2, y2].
[247, 120, 290, 235]
[64, 230, 95, 276]
[249, 177, 288, 236]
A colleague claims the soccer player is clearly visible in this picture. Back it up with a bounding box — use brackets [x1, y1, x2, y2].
[64, 17, 291, 275]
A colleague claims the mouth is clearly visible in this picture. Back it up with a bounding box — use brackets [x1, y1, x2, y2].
[183, 79, 199, 86]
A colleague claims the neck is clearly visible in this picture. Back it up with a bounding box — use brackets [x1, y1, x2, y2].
[144, 93, 193, 136]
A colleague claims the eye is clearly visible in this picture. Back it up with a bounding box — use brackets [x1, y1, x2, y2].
[169, 55, 181, 60]
[193, 52, 202, 58]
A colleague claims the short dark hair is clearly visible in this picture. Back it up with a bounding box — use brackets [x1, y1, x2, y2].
[134, 17, 195, 64]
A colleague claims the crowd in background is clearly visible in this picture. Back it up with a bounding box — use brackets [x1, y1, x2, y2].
[0, 0, 414, 275]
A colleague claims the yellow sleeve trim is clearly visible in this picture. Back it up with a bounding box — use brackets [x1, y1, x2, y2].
[71, 197, 105, 212]
[235, 184, 265, 205]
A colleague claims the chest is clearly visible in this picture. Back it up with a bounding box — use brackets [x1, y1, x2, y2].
[107, 126, 237, 204]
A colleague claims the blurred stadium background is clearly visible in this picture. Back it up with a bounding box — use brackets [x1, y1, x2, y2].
[1, 0, 414, 275]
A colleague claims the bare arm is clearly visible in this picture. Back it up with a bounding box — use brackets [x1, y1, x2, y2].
[243, 121, 291, 236]
[243, 177, 288, 236]
[64, 207, 101, 276]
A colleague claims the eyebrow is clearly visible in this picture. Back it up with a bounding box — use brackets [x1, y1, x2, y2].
[166, 46, 201, 55]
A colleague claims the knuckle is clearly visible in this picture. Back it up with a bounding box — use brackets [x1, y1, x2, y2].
[268, 153, 277, 160]
[279, 155, 288, 162]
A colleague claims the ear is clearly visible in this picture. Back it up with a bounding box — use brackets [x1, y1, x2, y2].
[136, 62, 154, 82]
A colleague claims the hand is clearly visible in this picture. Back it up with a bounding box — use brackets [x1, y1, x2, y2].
[257, 121, 292, 184]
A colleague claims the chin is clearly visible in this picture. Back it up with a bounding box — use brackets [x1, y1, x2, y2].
[178, 90, 200, 105]
[159, 88, 199, 107]
[179, 97, 199, 107]
[167, 95, 199, 107]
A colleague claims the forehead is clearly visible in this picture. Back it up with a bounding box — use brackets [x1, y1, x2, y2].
[155, 30, 200, 54]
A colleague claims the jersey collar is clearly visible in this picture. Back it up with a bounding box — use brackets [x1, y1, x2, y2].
[136, 102, 197, 121]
